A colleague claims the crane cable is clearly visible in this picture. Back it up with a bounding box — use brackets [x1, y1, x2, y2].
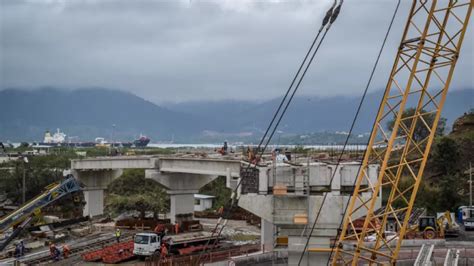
[258, 0, 343, 161]
[326, 1, 401, 264]
[195, 1, 342, 264]
[295, 1, 401, 265]
[245, 0, 338, 157]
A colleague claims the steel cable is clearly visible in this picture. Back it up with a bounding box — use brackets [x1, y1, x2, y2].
[296, 0, 401, 265]
[195, 1, 341, 264]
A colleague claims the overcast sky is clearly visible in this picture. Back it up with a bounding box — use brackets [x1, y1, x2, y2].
[1, 0, 472, 104]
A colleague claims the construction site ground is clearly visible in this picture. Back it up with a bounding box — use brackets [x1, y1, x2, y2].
[451, 224, 474, 242]
[197, 218, 261, 243]
[0, 217, 261, 265]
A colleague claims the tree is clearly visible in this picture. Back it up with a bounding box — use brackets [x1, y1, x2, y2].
[105, 169, 168, 218]
[387, 108, 446, 142]
[0, 155, 71, 204]
[429, 137, 460, 175]
[199, 176, 231, 210]
[437, 173, 465, 211]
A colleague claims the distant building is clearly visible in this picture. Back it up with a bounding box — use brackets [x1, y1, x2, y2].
[194, 194, 215, 212]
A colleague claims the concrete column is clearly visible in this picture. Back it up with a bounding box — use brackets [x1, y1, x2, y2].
[261, 218, 274, 252]
[169, 190, 198, 224]
[72, 169, 123, 217]
[146, 170, 218, 223]
[83, 189, 104, 217]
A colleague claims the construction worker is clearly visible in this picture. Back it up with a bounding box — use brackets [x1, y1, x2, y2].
[62, 244, 70, 259]
[160, 243, 168, 260]
[174, 222, 179, 235]
[217, 205, 224, 216]
[19, 241, 25, 257]
[49, 244, 55, 258]
[223, 141, 228, 155]
[14, 243, 21, 258]
[247, 147, 254, 161]
[49, 244, 60, 261]
[115, 228, 121, 243]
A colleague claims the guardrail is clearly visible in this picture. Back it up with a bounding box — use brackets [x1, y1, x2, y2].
[145, 244, 261, 266]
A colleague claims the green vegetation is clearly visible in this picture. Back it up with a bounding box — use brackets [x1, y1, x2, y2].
[386, 110, 473, 214]
[386, 107, 446, 142]
[417, 110, 474, 213]
[0, 155, 73, 204]
[0, 146, 175, 218]
[0, 152, 82, 217]
[105, 169, 169, 218]
[199, 176, 231, 210]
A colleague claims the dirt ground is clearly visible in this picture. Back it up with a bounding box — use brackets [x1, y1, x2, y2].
[197, 218, 261, 243]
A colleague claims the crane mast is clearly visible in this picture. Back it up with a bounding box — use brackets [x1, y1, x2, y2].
[332, 0, 472, 265]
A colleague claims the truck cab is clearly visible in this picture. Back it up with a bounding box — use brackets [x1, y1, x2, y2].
[133, 233, 161, 257]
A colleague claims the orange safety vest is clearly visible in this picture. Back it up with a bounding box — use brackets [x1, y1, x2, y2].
[161, 245, 168, 256]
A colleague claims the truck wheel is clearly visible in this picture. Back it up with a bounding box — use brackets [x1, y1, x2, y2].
[423, 229, 436, 239]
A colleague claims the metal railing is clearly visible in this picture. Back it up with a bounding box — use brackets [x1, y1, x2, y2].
[145, 244, 261, 266]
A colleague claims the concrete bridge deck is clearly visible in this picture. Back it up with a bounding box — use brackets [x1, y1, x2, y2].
[71, 155, 242, 220]
[71, 155, 241, 177]
[71, 155, 156, 170]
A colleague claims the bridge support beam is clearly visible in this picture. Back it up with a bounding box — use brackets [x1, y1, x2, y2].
[146, 170, 217, 223]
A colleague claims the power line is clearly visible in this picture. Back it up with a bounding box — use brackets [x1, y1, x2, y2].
[296, 0, 401, 265]
[195, 1, 342, 264]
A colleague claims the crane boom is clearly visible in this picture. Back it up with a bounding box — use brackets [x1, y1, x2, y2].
[332, 0, 472, 265]
[0, 175, 82, 234]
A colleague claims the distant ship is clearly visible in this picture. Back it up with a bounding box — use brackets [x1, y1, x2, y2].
[95, 137, 108, 147]
[35, 129, 134, 148]
[43, 129, 66, 144]
[134, 135, 150, 147]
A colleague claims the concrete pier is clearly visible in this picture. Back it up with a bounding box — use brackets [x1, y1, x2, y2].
[72, 169, 123, 217]
[71, 156, 155, 217]
[145, 171, 220, 223]
[234, 161, 380, 266]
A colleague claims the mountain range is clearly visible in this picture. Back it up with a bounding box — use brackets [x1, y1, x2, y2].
[0, 87, 472, 143]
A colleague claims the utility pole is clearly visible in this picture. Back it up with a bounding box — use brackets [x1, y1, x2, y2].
[470, 162, 472, 207]
[21, 156, 28, 204]
[22, 165, 25, 204]
[112, 124, 116, 146]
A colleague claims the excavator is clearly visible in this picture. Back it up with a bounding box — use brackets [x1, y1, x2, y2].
[0, 175, 82, 251]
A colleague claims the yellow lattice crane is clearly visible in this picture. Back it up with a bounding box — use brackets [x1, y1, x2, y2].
[332, 0, 472, 265]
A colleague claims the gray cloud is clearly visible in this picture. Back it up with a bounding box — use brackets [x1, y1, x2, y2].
[1, 0, 472, 103]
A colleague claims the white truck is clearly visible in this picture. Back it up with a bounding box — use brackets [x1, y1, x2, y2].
[133, 231, 218, 258]
[133, 232, 162, 257]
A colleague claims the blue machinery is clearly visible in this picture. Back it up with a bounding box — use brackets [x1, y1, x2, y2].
[0, 175, 82, 251]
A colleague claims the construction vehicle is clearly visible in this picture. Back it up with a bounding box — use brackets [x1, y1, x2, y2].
[407, 211, 459, 239]
[463, 217, 474, 230]
[330, 0, 472, 265]
[133, 231, 219, 258]
[0, 175, 82, 251]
